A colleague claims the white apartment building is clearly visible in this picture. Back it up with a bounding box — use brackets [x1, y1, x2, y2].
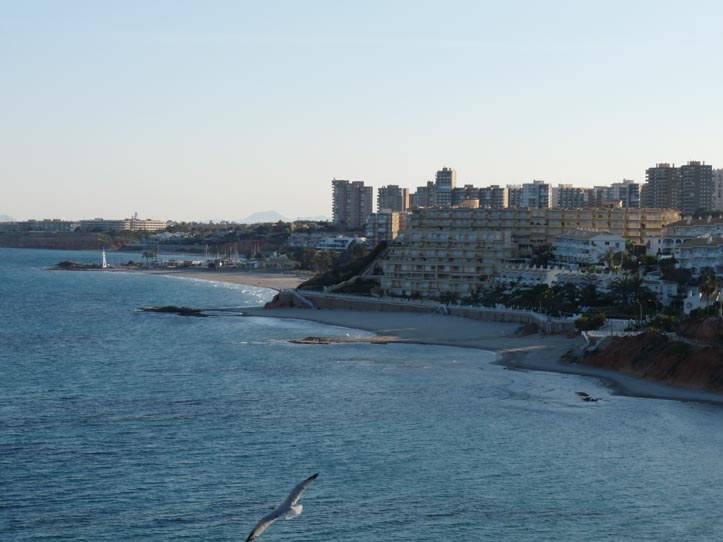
[655, 216, 723, 255]
[491, 265, 564, 287]
[673, 237, 723, 277]
[492, 265, 622, 293]
[552, 230, 626, 268]
[78, 218, 167, 232]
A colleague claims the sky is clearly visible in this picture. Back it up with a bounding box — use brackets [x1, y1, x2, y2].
[2, 0, 723, 222]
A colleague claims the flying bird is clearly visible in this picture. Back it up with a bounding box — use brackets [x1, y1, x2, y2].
[246, 473, 319, 541]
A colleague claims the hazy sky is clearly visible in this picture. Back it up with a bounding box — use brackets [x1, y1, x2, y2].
[2, 1, 722, 221]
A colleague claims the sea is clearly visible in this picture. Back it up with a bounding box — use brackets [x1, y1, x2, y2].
[1, 248, 722, 541]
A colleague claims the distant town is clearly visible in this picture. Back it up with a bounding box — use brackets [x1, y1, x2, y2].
[2, 160, 723, 326]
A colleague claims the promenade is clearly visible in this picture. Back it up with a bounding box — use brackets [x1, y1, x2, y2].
[275, 289, 580, 333]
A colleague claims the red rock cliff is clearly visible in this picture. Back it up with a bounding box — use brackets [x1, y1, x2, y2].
[583, 331, 723, 394]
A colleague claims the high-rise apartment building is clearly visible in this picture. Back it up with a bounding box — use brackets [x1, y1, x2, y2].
[452, 184, 481, 206]
[521, 180, 552, 208]
[679, 161, 713, 215]
[434, 167, 456, 207]
[507, 185, 522, 207]
[331, 179, 374, 228]
[479, 185, 508, 208]
[642, 163, 680, 209]
[410, 181, 436, 209]
[365, 210, 407, 246]
[377, 185, 409, 212]
[556, 184, 586, 208]
[713, 169, 723, 211]
[583, 186, 609, 208]
[608, 180, 640, 209]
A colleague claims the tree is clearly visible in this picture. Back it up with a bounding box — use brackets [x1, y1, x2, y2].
[142, 250, 158, 267]
[660, 257, 694, 285]
[602, 250, 620, 270]
[438, 291, 459, 305]
[698, 268, 717, 309]
[312, 251, 335, 273]
[579, 276, 599, 307]
[530, 244, 554, 267]
[462, 287, 482, 306]
[575, 312, 606, 331]
[610, 276, 641, 306]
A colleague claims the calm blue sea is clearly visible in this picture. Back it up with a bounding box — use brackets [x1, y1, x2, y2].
[1, 248, 722, 541]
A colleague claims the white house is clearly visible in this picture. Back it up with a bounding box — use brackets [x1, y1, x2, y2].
[315, 236, 366, 253]
[490, 266, 622, 293]
[683, 288, 721, 315]
[643, 278, 680, 306]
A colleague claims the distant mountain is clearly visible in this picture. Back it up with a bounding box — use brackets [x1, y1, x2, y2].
[241, 210, 287, 224]
[0, 214, 15, 222]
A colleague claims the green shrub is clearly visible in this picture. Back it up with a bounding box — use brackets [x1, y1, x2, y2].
[575, 312, 607, 331]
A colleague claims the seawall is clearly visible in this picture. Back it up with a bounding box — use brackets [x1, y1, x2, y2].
[267, 290, 576, 333]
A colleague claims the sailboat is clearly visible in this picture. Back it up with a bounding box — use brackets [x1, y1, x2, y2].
[102, 248, 108, 269]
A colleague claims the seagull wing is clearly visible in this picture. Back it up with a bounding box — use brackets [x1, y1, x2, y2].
[246, 507, 283, 542]
[282, 472, 319, 508]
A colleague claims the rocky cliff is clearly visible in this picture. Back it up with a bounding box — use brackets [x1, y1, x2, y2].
[583, 331, 723, 394]
[679, 316, 723, 345]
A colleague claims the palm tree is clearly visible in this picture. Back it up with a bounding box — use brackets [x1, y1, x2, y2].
[698, 269, 717, 310]
[610, 276, 640, 306]
[142, 250, 157, 267]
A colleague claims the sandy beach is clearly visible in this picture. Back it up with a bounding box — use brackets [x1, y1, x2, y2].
[242, 306, 723, 406]
[141, 268, 311, 291]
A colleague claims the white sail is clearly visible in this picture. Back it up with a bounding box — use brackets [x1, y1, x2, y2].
[102, 249, 108, 269]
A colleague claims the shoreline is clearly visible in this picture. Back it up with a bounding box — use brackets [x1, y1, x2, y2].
[241, 306, 723, 406]
[102, 265, 723, 407]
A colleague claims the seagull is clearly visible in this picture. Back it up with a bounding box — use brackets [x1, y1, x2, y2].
[246, 473, 319, 541]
